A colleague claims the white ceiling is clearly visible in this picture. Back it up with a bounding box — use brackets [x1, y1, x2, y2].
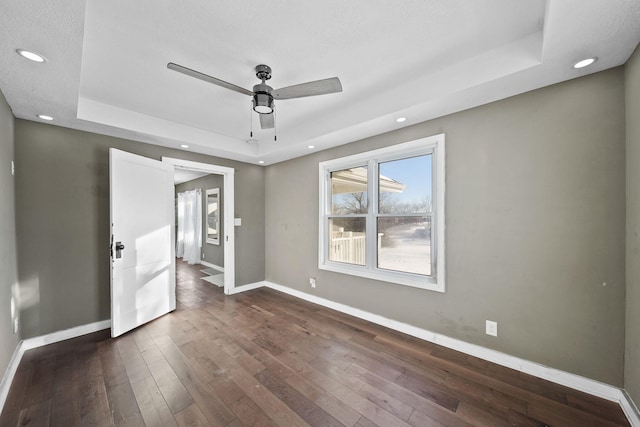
[1, 1, 639, 166]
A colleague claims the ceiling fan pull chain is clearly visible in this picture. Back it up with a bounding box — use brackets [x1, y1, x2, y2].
[274, 106, 277, 142]
[250, 100, 254, 138]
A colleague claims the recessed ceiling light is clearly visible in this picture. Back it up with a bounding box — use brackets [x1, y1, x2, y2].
[308, 145, 315, 149]
[573, 57, 597, 69]
[37, 114, 53, 121]
[180, 144, 189, 148]
[396, 117, 407, 123]
[258, 160, 265, 164]
[16, 49, 46, 63]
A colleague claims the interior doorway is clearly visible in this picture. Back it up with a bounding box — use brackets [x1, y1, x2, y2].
[175, 174, 223, 286]
[162, 157, 235, 294]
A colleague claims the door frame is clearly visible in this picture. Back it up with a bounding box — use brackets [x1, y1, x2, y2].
[162, 157, 235, 294]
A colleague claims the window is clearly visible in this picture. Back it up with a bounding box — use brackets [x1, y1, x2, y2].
[319, 134, 445, 291]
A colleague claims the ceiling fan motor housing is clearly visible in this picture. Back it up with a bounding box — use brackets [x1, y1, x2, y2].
[255, 64, 272, 81]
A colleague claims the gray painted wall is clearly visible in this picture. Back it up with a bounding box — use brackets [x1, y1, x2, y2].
[265, 68, 626, 386]
[0, 91, 19, 381]
[176, 174, 225, 267]
[14, 120, 265, 338]
[626, 44, 640, 403]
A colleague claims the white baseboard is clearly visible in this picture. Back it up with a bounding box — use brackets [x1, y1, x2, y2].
[263, 281, 639, 426]
[0, 341, 26, 415]
[0, 319, 111, 414]
[622, 390, 640, 426]
[199, 260, 224, 272]
[21, 319, 111, 351]
[227, 281, 267, 295]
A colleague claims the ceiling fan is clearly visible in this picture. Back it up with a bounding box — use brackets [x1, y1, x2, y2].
[167, 62, 342, 130]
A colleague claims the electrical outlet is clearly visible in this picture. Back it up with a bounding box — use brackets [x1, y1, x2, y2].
[486, 320, 498, 337]
[202, 252, 205, 259]
[309, 277, 316, 288]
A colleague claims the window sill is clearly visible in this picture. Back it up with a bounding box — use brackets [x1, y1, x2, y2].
[319, 261, 445, 292]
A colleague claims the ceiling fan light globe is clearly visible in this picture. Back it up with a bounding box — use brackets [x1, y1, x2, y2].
[254, 105, 273, 114]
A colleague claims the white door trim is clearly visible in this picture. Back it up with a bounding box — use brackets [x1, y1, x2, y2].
[162, 157, 235, 294]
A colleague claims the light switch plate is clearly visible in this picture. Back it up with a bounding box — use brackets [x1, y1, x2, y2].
[234, 218, 242, 226]
[486, 320, 498, 337]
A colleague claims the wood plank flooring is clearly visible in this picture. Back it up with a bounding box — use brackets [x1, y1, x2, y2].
[0, 259, 631, 426]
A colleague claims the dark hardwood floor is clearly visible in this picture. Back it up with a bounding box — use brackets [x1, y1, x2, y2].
[0, 259, 631, 426]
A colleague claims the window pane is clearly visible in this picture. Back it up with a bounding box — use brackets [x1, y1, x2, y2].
[379, 155, 431, 214]
[329, 217, 366, 265]
[331, 167, 368, 214]
[377, 216, 431, 276]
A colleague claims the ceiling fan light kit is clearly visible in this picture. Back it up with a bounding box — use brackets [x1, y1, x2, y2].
[167, 62, 342, 132]
[252, 92, 274, 114]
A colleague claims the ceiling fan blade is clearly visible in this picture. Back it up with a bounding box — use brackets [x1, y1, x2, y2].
[167, 62, 254, 97]
[259, 112, 275, 129]
[271, 77, 342, 100]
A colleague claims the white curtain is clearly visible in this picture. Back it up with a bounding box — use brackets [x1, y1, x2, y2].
[176, 189, 202, 264]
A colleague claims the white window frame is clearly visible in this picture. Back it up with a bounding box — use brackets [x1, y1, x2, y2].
[318, 134, 445, 292]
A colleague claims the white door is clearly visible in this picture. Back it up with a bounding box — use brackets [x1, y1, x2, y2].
[110, 148, 176, 338]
